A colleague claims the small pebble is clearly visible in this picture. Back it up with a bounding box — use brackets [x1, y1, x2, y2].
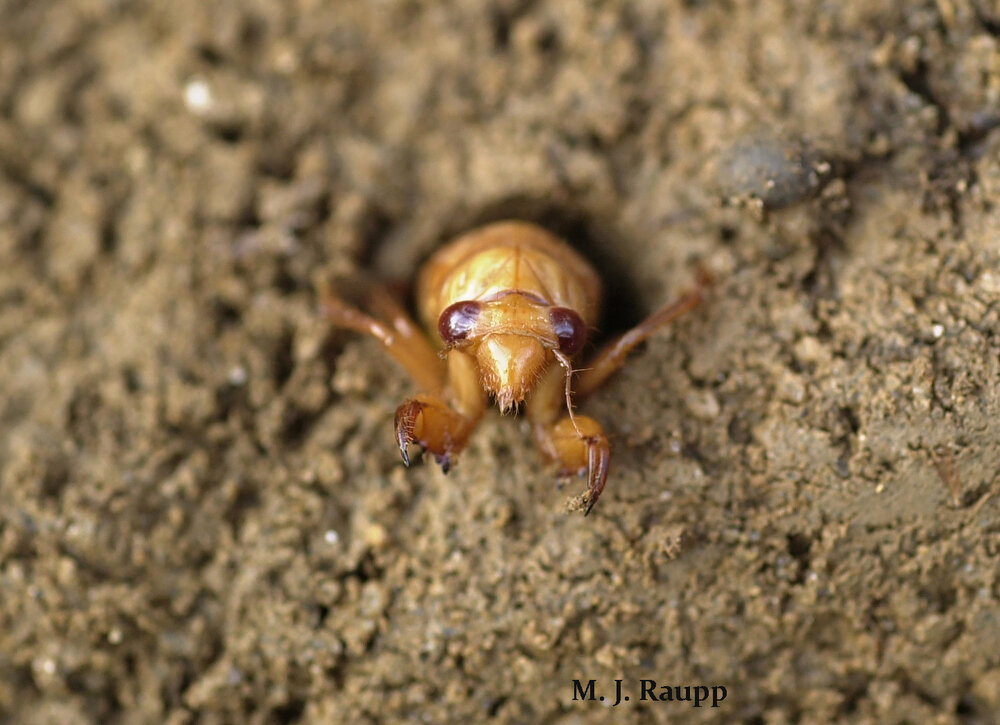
[715, 131, 831, 210]
[184, 79, 213, 114]
[685, 389, 721, 420]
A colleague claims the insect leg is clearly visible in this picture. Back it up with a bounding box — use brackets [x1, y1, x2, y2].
[575, 270, 712, 400]
[532, 416, 610, 515]
[394, 393, 482, 473]
[526, 364, 609, 514]
[393, 349, 487, 471]
[319, 279, 446, 392]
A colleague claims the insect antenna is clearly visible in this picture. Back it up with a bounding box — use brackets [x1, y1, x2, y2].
[553, 349, 583, 438]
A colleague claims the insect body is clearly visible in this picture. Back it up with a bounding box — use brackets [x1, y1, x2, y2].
[322, 221, 707, 514]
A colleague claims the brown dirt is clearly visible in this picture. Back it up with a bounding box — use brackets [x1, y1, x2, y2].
[2, 1, 1000, 723]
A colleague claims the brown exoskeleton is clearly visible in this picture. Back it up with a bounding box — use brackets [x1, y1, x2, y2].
[321, 221, 708, 514]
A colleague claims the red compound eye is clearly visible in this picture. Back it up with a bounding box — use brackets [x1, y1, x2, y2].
[438, 301, 482, 345]
[550, 306, 587, 356]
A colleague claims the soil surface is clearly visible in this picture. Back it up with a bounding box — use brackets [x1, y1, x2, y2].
[2, 1, 1000, 723]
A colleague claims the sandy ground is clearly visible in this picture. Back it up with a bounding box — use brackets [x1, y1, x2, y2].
[2, 1, 1000, 723]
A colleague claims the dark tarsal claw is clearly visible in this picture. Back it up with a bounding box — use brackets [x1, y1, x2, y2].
[434, 452, 452, 474]
[394, 400, 425, 467]
[582, 435, 610, 516]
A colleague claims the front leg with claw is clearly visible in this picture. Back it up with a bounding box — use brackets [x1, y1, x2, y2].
[526, 275, 711, 513]
[394, 394, 479, 473]
[533, 416, 611, 515]
[321, 280, 486, 474]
